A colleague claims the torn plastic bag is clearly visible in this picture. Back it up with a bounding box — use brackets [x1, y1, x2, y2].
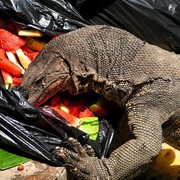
[0, 0, 90, 33]
[75, 0, 180, 53]
[0, 86, 114, 166]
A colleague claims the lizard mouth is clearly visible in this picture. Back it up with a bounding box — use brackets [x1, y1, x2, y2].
[31, 76, 76, 106]
[33, 82, 62, 106]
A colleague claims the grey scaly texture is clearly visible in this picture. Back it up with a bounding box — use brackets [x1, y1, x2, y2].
[21, 25, 180, 179]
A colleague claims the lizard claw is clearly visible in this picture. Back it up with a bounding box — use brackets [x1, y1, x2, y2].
[52, 137, 94, 162]
[53, 147, 66, 159]
[84, 144, 95, 157]
[66, 137, 95, 157]
[51, 137, 108, 179]
[66, 137, 88, 158]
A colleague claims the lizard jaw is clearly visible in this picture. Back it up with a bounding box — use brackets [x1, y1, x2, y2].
[32, 81, 63, 106]
[29, 76, 75, 106]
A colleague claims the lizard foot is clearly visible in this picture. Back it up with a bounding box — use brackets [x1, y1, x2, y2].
[53, 137, 95, 158]
[52, 137, 110, 179]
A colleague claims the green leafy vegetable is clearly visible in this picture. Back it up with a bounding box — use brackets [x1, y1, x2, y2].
[79, 117, 99, 140]
[0, 148, 30, 170]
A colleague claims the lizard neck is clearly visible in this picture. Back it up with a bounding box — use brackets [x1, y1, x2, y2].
[89, 78, 134, 107]
[70, 71, 133, 107]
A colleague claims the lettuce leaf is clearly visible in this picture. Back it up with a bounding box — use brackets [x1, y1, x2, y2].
[79, 117, 99, 140]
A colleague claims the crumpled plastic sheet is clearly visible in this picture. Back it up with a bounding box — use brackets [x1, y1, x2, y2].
[0, 0, 90, 33]
[1, 0, 180, 52]
[75, 0, 180, 52]
[0, 86, 114, 165]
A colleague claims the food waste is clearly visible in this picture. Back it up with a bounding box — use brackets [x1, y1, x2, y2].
[0, 17, 179, 179]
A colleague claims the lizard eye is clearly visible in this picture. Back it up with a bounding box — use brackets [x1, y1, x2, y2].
[118, 89, 127, 97]
[35, 76, 45, 85]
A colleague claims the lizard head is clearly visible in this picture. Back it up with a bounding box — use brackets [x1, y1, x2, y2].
[21, 49, 76, 106]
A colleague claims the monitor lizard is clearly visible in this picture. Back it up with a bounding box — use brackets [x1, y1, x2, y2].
[21, 25, 180, 179]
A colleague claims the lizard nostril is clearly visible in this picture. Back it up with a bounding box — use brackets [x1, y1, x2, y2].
[35, 76, 45, 85]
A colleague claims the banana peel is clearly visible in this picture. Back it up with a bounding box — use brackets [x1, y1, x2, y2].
[145, 143, 180, 180]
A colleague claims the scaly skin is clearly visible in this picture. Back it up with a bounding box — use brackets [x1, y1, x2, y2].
[21, 25, 180, 179]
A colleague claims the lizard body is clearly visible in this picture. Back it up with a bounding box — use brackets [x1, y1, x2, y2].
[21, 25, 180, 179]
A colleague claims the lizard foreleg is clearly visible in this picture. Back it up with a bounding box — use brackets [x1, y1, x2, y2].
[52, 103, 163, 179]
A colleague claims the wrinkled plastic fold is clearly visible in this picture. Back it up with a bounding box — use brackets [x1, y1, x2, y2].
[76, 0, 180, 52]
[0, 0, 179, 166]
[0, 0, 90, 33]
[1, 0, 180, 51]
[0, 86, 114, 165]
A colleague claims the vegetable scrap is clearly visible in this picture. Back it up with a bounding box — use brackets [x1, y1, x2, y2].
[0, 19, 54, 88]
[0, 17, 116, 148]
[44, 92, 118, 140]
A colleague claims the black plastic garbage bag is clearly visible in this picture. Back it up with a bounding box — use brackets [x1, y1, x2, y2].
[0, 86, 114, 166]
[74, 0, 180, 53]
[0, 0, 90, 33]
[1, 0, 180, 52]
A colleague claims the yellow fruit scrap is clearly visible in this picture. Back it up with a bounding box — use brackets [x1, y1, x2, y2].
[60, 104, 70, 114]
[5, 84, 10, 90]
[16, 49, 32, 69]
[1, 70, 13, 85]
[145, 143, 180, 180]
[18, 29, 43, 37]
[6, 51, 25, 74]
[26, 37, 46, 51]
